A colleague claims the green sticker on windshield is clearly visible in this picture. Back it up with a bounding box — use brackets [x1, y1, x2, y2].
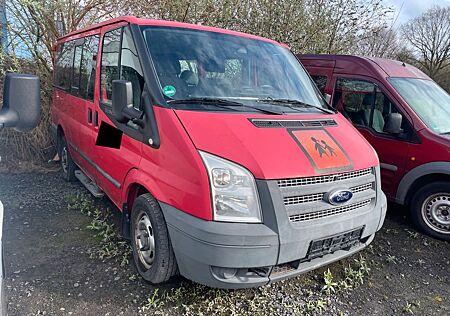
[162, 85, 176, 97]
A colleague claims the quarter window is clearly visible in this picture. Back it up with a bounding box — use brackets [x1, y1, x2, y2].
[120, 26, 144, 109]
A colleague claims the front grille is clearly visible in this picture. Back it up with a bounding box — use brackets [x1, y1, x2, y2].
[288, 199, 372, 223]
[283, 182, 374, 206]
[277, 168, 373, 188]
[250, 119, 337, 129]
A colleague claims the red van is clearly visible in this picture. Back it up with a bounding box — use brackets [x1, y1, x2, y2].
[299, 54, 450, 242]
[51, 17, 387, 288]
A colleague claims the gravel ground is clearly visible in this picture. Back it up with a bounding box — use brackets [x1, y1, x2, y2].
[0, 170, 449, 316]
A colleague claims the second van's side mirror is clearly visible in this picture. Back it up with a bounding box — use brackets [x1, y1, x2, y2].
[112, 80, 142, 124]
[0, 73, 40, 131]
[384, 113, 402, 134]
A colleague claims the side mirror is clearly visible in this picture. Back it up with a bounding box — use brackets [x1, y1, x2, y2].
[323, 93, 332, 104]
[383, 113, 402, 134]
[112, 80, 142, 123]
[0, 73, 40, 131]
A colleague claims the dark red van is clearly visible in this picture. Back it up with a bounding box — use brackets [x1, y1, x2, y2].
[51, 17, 387, 289]
[299, 54, 450, 241]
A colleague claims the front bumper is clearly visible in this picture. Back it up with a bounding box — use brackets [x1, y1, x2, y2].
[160, 188, 387, 289]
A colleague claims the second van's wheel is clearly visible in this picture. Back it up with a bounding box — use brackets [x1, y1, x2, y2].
[59, 136, 77, 182]
[410, 182, 450, 242]
[131, 193, 178, 284]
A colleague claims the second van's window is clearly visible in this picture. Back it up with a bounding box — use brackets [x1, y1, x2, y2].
[101, 28, 121, 105]
[333, 78, 407, 135]
[311, 75, 327, 94]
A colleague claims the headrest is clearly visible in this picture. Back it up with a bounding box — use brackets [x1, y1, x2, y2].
[154, 54, 181, 75]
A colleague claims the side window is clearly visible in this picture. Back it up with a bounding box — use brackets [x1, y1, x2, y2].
[100, 28, 121, 105]
[71, 44, 83, 93]
[121, 26, 144, 109]
[80, 35, 100, 101]
[54, 41, 74, 90]
[332, 78, 376, 128]
[333, 78, 407, 135]
[372, 90, 405, 134]
[311, 75, 327, 94]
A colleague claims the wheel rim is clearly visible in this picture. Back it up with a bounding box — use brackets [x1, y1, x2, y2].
[61, 146, 68, 174]
[421, 193, 450, 235]
[134, 211, 156, 269]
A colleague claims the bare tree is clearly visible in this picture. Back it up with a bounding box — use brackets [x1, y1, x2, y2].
[402, 6, 450, 78]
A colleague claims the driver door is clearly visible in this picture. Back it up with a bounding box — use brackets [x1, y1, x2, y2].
[331, 76, 415, 199]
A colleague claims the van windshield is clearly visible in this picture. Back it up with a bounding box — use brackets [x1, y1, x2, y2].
[389, 78, 450, 134]
[141, 26, 327, 112]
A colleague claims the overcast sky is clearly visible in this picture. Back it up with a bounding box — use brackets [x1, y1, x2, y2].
[387, 0, 450, 26]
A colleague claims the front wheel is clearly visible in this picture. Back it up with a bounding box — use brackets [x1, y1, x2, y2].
[131, 193, 178, 284]
[410, 182, 450, 242]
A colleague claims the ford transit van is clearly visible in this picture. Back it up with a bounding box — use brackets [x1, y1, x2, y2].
[52, 17, 387, 288]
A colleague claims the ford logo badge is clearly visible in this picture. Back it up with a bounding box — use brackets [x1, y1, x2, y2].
[328, 189, 353, 205]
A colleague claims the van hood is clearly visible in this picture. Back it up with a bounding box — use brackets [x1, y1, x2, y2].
[175, 110, 379, 179]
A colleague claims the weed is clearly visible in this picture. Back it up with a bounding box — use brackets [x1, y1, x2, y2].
[322, 269, 338, 295]
[403, 301, 414, 314]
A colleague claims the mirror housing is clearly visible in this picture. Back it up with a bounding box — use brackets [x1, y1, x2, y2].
[324, 93, 332, 104]
[112, 80, 142, 123]
[384, 113, 402, 134]
[0, 73, 40, 131]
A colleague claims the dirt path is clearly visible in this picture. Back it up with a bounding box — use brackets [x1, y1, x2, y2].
[0, 171, 449, 316]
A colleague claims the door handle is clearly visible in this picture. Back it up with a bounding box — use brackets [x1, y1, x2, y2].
[88, 108, 93, 123]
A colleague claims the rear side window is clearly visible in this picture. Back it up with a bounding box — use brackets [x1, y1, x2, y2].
[80, 35, 100, 101]
[54, 41, 75, 90]
[100, 28, 121, 105]
[71, 45, 83, 92]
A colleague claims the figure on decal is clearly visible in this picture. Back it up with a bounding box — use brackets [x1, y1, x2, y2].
[311, 137, 328, 158]
[321, 140, 337, 157]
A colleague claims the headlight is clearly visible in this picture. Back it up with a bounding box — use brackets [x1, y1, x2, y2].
[199, 151, 262, 223]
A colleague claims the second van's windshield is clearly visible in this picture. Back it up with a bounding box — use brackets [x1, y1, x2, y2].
[389, 78, 450, 135]
[141, 26, 327, 112]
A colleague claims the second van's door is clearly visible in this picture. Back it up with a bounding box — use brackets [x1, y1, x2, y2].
[331, 76, 414, 199]
[91, 25, 144, 206]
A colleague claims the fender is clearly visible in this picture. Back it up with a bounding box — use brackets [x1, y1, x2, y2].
[395, 161, 450, 205]
[121, 168, 159, 209]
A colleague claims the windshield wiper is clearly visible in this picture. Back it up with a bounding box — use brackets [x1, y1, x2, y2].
[257, 98, 335, 114]
[168, 98, 283, 115]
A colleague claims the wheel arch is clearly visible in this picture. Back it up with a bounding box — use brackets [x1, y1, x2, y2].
[396, 162, 450, 206]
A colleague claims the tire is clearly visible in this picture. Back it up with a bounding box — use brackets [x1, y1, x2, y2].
[410, 182, 450, 242]
[59, 136, 77, 182]
[131, 193, 178, 284]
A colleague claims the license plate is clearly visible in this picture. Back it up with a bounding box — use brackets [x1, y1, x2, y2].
[301, 226, 364, 262]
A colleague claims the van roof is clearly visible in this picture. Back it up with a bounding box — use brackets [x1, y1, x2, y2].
[299, 54, 430, 80]
[57, 16, 285, 47]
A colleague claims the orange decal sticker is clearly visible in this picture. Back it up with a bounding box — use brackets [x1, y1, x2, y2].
[290, 129, 352, 172]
